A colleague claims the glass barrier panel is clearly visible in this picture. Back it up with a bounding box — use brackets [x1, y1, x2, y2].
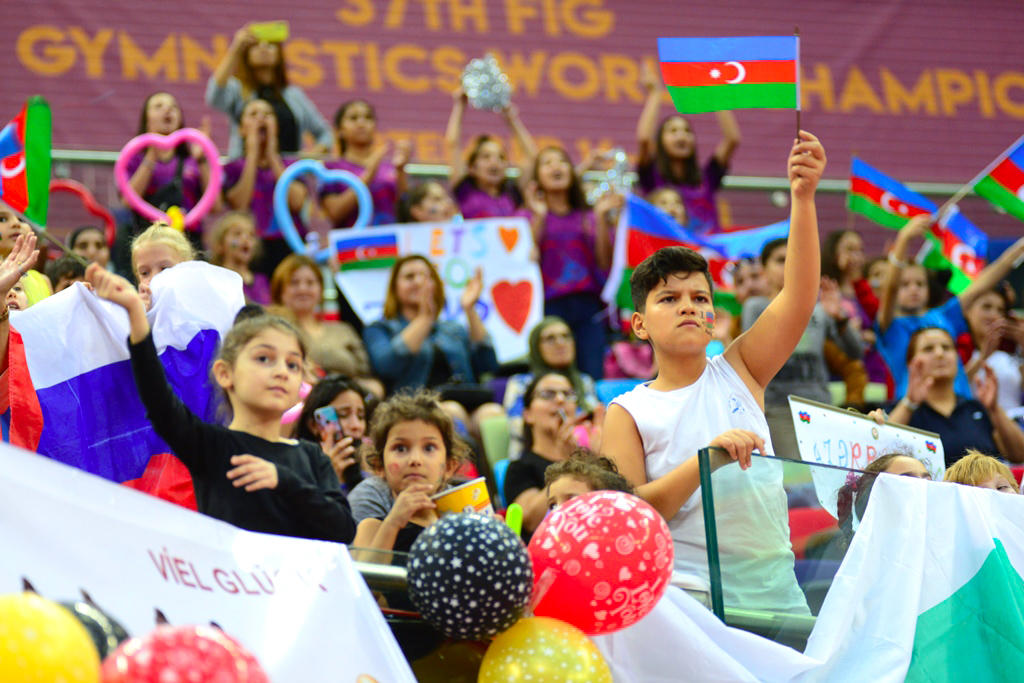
[698, 450, 893, 648]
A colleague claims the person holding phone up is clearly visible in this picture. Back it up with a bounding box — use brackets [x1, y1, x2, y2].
[294, 375, 373, 492]
[207, 22, 333, 158]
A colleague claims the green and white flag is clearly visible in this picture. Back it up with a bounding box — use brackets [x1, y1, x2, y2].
[803, 474, 1024, 681]
[597, 475, 1024, 681]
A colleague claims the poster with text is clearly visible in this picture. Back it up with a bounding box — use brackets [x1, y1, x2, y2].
[0, 444, 415, 682]
[788, 395, 945, 522]
[331, 217, 542, 362]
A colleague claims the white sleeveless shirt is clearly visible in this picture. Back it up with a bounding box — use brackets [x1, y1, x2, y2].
[613, 354, 808, 614]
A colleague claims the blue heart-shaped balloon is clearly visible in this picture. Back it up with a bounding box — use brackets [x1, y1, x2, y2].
[272, 159, 374, 263]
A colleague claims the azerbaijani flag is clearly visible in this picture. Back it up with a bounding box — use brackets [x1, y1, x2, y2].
[333, 231, 399, 271]
[702, 220, 790, 261]
[848, 157, 933, 229]
[6, 262, 244, 509]
[849, 158, 988, 293]
[602, 195, 709, 311]
[601, 195, 788, 313]
[972, 135, 1024, 221]
[0, 96, 52, 225]
[658, 36, 799, 114]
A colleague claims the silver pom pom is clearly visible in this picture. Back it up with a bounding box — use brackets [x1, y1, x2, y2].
[587, 148, 633, 204]
[462, 54, 511, 112]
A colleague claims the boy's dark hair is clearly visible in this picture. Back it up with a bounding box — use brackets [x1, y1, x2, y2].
[45, 255, 86, 285]
[629, 246, 712, 312]
[760, 237, 788, 265]
[543, 448, 634, 495]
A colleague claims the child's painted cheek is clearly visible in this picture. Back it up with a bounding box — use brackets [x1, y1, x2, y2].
[387, 462, 401, 476]
[704, 311, 715, 335]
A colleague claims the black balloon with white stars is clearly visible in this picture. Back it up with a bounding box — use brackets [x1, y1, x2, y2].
[408, 513, 533, 641]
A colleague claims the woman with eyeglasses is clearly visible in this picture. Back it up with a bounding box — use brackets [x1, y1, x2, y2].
[502, 316, 600, 459]
[503, 371, 600, 539]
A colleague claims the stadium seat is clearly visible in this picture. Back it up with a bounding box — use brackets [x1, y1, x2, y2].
[479, 415, 510, 469]
[493, 458, 511, 508]
[595, 378, 644, 405]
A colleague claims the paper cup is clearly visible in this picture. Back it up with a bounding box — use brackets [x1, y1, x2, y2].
[432, 477, 493, 516]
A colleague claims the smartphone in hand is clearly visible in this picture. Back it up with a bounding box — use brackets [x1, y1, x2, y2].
[313, 406, 340, 435]
[249, 20, 289, 43]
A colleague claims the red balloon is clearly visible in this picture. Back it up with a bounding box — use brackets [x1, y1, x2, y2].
[49, 179, 117, 247]
[527, 491, 673, 635]
[101, 625, 268, 683]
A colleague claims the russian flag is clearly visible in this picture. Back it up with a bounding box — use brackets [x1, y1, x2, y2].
[7, 262, 244, 508]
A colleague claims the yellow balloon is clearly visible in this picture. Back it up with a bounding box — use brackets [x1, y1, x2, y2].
[0, 593, 100, 683]
[478, 617, 612, 683]
[166, 205, 185, 232]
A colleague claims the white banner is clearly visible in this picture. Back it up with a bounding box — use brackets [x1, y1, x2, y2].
[0, 443, 414, 682]
[331, 217, 543, 362]
[788, 395, 946, 519]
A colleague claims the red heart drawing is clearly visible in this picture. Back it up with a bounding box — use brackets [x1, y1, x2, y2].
[498, 226, 519, 252]
[491, 280, 532, 334]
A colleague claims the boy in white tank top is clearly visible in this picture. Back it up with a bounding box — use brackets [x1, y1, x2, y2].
[603, 131, 827, 615]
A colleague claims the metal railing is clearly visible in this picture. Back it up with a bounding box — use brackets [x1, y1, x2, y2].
[51, 148, 966, 197]
[353, 558, 816, 645]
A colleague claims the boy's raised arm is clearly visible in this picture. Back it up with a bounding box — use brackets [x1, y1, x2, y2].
[726, 131, 826, 392]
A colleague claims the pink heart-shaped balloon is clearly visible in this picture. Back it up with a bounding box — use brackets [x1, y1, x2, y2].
[114, 128, 222, 229]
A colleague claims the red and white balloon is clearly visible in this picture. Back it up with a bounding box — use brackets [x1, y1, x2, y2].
[527, 491, 673, 635]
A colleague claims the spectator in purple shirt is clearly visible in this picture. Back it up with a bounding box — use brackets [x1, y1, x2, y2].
[524, 146, 622, 380]
[114, 92, 213, 275]
[635, 64, 741, 234]
[321, 100, 410, 228]
[445, 86, 537, 220]
[222, 99, 307, 277]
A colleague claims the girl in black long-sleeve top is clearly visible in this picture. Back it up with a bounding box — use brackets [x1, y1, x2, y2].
[85, 264, 355, 543]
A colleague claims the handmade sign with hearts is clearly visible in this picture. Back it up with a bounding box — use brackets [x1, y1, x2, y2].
[272, 159, 373, 263]
[113, 128, 222, 230]
[329, 217, 541, 362]
[498, 225, 519, 252]
[490, 279, 532, 334]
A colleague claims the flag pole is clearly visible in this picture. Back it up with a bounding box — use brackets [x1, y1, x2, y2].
[31, 219, 88, 266]
[794, 26, 801, 140]
[6, 204, 89, 267]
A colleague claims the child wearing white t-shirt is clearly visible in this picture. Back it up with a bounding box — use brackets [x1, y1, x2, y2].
[603, 131, 828, 614]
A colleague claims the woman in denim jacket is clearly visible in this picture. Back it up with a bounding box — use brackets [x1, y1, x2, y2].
[363, 255, 497, 394]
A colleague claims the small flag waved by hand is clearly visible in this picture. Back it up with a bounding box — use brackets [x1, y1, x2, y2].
[658, 36, 799, 114]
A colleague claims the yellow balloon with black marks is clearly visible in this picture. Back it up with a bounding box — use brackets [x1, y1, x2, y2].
[0, 592, 100, 683]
